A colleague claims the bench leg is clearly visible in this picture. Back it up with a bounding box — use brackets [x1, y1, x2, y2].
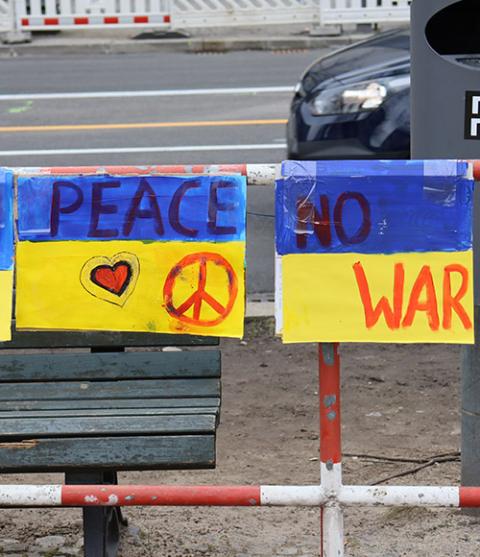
[83, 506, 121, 557]
[65, 471, 127, 557]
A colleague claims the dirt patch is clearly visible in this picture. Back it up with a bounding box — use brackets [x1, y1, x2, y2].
[0, 319, 479, 556]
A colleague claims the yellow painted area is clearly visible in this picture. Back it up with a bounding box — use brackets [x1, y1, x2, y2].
[0, 270, 13, 341]
[0, 119, 288, 133]
[281, 251, 474, 344]
[16, 241, 245, 338]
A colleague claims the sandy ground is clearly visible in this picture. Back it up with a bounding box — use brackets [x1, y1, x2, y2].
[0, 318, 479, 556]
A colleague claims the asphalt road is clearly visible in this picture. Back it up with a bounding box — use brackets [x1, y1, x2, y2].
[0, 49, 331, 293]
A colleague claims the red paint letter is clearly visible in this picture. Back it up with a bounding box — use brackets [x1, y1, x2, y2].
[353, 261, 404, 330]
[333, 192, 371, 246]
[443, 264, 472, 330]
[295, 195, 331, 249]
[402, 266, 440, 331]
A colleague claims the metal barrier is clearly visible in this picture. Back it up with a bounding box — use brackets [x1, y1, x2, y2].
[0, 0, 12, 31]
[2, 161, 480, 557]
[1, 0, 411, 36]
[171, 0, 319, 29]
[14, 0, 171, 30]
[319, 0, 410, 25]
[9, 0, 318, 32]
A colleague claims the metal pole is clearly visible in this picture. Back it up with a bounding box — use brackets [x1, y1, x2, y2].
[319, 343, 343, 557]
[12, 163, 278, 187]
[461, 162, 480, 505]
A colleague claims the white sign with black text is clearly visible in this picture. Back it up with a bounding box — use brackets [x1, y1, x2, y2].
[466, 91, 480, 140]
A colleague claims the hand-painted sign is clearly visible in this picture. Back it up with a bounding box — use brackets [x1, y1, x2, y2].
[0, 169, 14, 341]
[276, 160, 474, 344]
[16, 174, 246, 338]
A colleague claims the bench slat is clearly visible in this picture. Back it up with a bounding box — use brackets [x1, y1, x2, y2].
[0, 378, 220, 401]
[0, 435, 216, 472]
[0, 351, 221, 382]
[0, 408, 219, 419]
[0, 414, 216, 437]
[0, 397, 220, 411]
[1, 328, 219, 349]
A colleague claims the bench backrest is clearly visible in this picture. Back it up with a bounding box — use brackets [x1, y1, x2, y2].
[0, 327, 220, 383]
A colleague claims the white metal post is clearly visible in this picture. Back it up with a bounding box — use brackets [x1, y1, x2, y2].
[322, 505, 344, 557]
[2, 0, 30, 43]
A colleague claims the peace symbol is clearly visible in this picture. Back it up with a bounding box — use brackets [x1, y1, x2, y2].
[163, 252, 239, 327]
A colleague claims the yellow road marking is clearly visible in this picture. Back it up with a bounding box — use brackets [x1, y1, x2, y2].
[0, 118, 288, 133]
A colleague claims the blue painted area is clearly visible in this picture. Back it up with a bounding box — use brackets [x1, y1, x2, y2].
[276, 160, 473, 255]
[18, 174, 246, 242]
[0, 169, 14, 270]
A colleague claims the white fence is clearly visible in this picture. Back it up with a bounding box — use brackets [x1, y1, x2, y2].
[1, 0, 412, 35]
[319, 0, 411, 25]
[0, 0, 11, 31]
[13, 0, 319, 30]
[14, 0, 172, 30]
[173, 0, 319, 28]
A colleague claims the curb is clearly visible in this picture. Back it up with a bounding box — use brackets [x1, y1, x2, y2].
[0, 34, 365, 57]
[246, 299, 274, 318]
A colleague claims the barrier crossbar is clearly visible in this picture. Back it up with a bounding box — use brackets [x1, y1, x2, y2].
[3, 161, 480, 557]
[2, 484, 480, 508]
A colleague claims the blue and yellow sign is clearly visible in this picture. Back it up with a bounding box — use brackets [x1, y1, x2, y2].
[0, 169, 14, 341]
[276, 160, 474, 344]
[16, 174, 246, 338]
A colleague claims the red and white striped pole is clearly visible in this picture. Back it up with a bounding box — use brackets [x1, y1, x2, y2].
[473, 161, 480, 181]
[13, 163, 277, 187]
[0, 484, 479, 508]
[319, 343, 343, 557]
[0, 484, 326, 507]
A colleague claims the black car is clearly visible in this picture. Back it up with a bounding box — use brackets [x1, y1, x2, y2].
[287, 29, 411, 160]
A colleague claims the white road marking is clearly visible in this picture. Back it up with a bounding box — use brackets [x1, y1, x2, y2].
[0, 86, 294, 102]
[0, 143, 287, 156]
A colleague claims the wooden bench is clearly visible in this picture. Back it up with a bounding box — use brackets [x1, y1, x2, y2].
[0, 328, 221, 556]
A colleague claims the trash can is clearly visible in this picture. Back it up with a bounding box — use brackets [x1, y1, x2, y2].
[411, 0, 480, 495]
[411, 0, 480, 158]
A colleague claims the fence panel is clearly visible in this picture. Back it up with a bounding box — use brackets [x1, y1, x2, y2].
[15, 0, 172, 29]
[0, 0, 10, 30]
[4, 0, 413, 34]
[171, 0, 319, 27]
[320, 0, 411, 24]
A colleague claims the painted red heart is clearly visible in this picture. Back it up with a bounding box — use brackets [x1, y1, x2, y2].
[90, 262, 132, 296]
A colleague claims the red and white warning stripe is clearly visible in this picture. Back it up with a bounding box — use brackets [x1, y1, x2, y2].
[14, 164, 278, 187]
[13, 161, 480, 186]
[0, 485, 322, 507]
[0, 484, 480, 508]
[19, 14, 171, 29]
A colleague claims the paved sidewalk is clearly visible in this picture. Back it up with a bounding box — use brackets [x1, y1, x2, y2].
[0, 23, 379, 56]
